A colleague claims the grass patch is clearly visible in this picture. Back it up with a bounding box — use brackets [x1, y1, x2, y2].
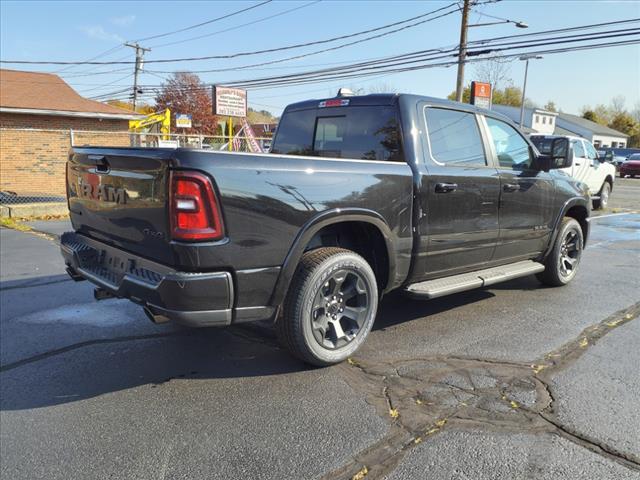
[0, 217, 33, 232]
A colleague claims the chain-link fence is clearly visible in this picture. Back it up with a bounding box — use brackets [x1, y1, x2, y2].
[0, 128, 272, 205]
[71, 130, 272, 152]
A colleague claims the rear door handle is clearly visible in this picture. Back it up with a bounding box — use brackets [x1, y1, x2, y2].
[503, 183, 521, 192]
[435, 182, 457, 193]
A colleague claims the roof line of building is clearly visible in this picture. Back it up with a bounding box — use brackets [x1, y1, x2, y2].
[0, 106, 141, 120]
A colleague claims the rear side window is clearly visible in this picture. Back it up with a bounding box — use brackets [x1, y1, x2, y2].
[271, 106, 403, 161]
[424, 107, 486, 166]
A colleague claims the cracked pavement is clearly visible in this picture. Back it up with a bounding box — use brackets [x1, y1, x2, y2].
[1, 211, 639, 479]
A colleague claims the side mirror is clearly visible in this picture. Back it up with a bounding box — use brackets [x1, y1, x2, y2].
[548, 137, 572, 169]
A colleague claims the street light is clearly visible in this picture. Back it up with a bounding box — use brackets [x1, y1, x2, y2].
[518, 55, 543, 128]
[455, 0, 529, 102]
[470, 20, 528, 28]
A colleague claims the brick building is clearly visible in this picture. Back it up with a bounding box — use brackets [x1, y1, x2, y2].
[0, 69, 140, 197]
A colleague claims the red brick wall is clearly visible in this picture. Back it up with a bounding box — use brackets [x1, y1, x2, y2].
[0, 113, 130, 196]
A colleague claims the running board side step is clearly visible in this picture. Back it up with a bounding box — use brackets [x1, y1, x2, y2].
[404, 260, 545, 299]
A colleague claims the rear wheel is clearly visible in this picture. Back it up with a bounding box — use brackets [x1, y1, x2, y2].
[537, 217, 583, 287]
[592, 181, 611, 210]
[276, 247, 378, 366]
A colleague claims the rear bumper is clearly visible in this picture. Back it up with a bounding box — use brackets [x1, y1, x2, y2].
[61, 232, 234, 327]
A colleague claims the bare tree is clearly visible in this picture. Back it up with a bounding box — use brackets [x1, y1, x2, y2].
[472, 56, 513, 91]
[632, 102, 640, 123]
[610, 95, 626, 114]
[367, 82, 398, 94]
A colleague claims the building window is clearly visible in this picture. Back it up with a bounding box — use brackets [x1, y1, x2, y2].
[620, 142, 626, 148]
[535, 115, 540, 123]
[593, 140, 601, 148]
[542, 117, 547, 124]
[549, 118, 554, 125]
[612, 142, 618, 148]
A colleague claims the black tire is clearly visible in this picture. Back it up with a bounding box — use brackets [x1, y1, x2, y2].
[276, 247, 378, 366]
[592, 181, 611, 210]
[537, 217, 584, 287]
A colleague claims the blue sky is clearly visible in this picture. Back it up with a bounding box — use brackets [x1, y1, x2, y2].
[1, 0, 639, 115]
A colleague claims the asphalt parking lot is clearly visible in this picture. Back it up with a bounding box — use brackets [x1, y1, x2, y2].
[1, 180, 639, 479]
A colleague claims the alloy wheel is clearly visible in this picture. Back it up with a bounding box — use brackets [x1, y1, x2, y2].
[310, 269, 371, 350]
[558, 229, 581, 278]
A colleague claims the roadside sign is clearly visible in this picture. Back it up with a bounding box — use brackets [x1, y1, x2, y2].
[213, 86, 247, 118]
[175, 114, 192, 129]
[158, 140, 178, 148]
[470, 81, 492, 109]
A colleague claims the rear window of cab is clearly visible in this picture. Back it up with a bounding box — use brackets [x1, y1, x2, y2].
[271, 106, 403, 162]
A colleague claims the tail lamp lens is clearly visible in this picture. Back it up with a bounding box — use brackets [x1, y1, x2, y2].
[170, 171, 224, 241]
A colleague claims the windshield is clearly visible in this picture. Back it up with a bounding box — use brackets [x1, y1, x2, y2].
[271, 105, 403, 162]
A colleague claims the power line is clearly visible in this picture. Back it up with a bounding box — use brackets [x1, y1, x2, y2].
[125, 27, 640, 90]
[150, 1, 322, 49]
[133, 0, 273, 42]
[226, 32, 640, 88]
[125, 31, 640, 93]
[126, 16, 640, 76]
[82, 19, 640, 100]
[1, 2, 463, 65]
[76, 73, 134, 94]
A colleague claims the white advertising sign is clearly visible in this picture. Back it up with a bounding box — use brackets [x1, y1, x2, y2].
[213, 86, 247, 118]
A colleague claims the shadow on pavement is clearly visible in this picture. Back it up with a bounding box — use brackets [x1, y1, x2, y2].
[0, 273, 72, 291]
[1, 275, 549, 412]
[0, 326, 312, 411]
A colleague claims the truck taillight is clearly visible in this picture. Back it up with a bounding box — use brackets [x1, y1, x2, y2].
[170, 171, 224, 241]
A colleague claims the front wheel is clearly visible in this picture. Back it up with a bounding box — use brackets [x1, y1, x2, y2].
[276, 247, 378, 366]
[592, 181, 611, 210]
[537, 217, 584, 287]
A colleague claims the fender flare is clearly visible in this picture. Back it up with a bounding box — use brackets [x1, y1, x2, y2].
[269, 208, 397, 307]
[543, 196, 590, 258]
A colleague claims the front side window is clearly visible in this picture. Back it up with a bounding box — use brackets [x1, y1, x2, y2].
[572, 139, 586, 158]
[424, 107, 486, 166]
[271, 106, 402, 161]
[485, 117, 532, 170]
[585, 141, 598, 160]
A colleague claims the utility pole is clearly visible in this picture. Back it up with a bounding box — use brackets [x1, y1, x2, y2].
[455, 0, 471, 102]
[124, 42, 151, 111]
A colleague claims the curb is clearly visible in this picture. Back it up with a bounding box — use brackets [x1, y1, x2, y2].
[0, 202, 68, 219]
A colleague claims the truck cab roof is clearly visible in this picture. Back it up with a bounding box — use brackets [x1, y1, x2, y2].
[284, 93, 514, 122]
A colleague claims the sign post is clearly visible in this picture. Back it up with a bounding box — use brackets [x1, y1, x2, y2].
[470, 81, 492, 109]
[175, 113, 192, 129]
[213, 86, 247, 152]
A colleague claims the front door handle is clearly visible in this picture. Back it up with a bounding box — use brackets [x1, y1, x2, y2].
[503, 183, 521, 192]
[435, 182, 457, 193]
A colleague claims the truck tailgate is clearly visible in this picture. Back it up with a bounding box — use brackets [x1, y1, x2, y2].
[67, 148, 174, 262]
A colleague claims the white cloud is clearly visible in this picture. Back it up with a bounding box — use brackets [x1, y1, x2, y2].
[110, 14, 136, 27]
[79, 25, 124, 42]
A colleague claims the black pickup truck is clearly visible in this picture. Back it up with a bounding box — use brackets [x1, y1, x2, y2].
[61, 93, 590, 365]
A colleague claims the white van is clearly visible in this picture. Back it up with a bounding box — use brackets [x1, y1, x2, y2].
[530, 134, 616, 209]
